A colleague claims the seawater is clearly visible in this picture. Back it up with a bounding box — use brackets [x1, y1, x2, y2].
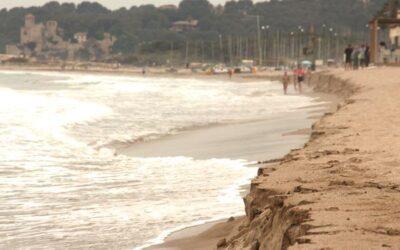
[0, 70, 319, 249]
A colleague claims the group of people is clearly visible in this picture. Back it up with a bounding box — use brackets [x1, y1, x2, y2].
[282, 67, 310, 95]
[344, 44, 370, 70]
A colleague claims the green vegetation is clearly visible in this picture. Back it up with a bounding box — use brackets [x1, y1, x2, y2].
[0, 0, 387, 64]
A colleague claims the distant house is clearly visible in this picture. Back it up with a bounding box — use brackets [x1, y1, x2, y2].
[5, 45, 23, 56]
[74, 32, 88, 44]
[98, 33, 117, 56]
[170, 19, 198, 32]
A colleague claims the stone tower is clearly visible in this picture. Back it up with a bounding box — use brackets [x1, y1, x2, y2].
[25, 14, 35, 28]
[46, 21, 58, 37]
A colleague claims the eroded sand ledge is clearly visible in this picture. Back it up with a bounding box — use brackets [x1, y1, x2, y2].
[220, 68, 400, 249]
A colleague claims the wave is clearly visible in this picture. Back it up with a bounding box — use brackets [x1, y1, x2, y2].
[134, 158, 256, 250]
[96, 121, 223, 151]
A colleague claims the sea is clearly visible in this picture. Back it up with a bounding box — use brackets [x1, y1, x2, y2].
[0, 70, 325, 249]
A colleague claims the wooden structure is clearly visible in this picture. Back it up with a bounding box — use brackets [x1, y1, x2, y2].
[370, 0, 400, 63]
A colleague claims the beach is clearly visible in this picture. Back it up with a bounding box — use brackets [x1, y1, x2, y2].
[5, 66, 398, 249]
[0, 69, 334, 249]
[153, 67, 400, 249]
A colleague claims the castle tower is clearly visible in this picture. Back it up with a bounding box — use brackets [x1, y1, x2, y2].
[25, 14, 35, 28]
[46, 21, 58, 37]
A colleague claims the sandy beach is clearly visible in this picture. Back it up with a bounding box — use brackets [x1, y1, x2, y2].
[4, 65, 399, 249]
[149, 67, 400, 249]
[0, 68, 336, 249]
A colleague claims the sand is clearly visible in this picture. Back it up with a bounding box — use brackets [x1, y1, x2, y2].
[6, 64, 395, 249]
[149, 67, 400, 249]
[119, 109, 330, 162]
[146, 218, 244, 250]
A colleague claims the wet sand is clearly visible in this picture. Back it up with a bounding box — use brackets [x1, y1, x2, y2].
[136, 89, 338, 249]
[120, 110, 324, 162]
[144, 67, 400, 249]
[120, 87, 339, 162]
[146, 218, 244, 250]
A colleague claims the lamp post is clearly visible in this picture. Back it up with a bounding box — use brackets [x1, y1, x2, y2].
[334, 32, 338, 61]
[322, 24, 327, 63]
[328, 27, 333, 61]
[261, 25, 270, 65]
[245, 14, 264, 66]
[290, 32, 295, 59]
[219, 34, 223, 63]
[256, 15, 262, 66]
[298, 26, 304, 64]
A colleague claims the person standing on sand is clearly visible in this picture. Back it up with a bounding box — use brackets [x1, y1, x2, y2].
[344, 44, 353, 70]
[282, 71, 290, 95]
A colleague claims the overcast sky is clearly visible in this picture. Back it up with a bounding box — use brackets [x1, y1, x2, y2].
[0, 0, 249, 9]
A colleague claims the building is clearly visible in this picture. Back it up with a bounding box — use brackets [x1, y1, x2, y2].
[5, 45, 23, 56]
[388, 10, 400, 48]
[99, 33, 117, 55]
[6, 14, 116, 61]
[370, 0, 400, 63]
[170, 19, 198, 32]
[20, 14, 45, 52]
[74, 32, 88, 44]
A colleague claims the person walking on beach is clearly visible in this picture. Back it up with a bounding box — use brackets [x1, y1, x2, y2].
[359, 45, 366, 68]
[228, 68, 233, 79]
[296, 67, 305, 93]
[282, 71, 290, 95]
[365, 46, 370, 67]
[306, 68, 312, 85]
[352, 46, 360, 70]
[344, 44, 353, 70]
[293, 68, 298, 91]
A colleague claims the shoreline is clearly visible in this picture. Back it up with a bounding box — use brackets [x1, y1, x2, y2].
[140, 84, 339, 249]
[0, 67, 338, 249]
[202, 67, 400, 249]
[143, 71, 346, 250]
[0, 64, 288, 83]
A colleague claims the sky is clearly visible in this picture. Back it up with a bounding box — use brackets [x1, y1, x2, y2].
[0, 0, 252, 9]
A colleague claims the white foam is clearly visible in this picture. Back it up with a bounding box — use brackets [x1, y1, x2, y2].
[0, 71, 320, 249]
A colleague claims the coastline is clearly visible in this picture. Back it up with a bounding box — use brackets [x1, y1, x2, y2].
[0, 64, 286, 83]
[139, 83, 339, 249]
[0, 66, 338, 249]
[182, 67, 400, 249]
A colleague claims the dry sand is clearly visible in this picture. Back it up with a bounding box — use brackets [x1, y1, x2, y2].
[150, 67, 400, 249]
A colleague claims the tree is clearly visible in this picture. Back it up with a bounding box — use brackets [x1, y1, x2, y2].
[0, 0, 388, 60]
[178, 0, 213, 20]
[76, 2, 109, 14]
